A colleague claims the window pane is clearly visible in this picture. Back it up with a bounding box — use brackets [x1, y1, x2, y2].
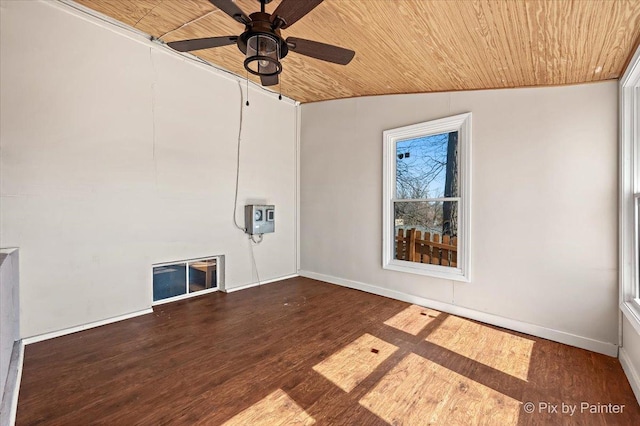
[153, 264, 186, 301]
[396, 131, 458, 199]
[189, 258, 217, 293]
[394, 201, 458, 267]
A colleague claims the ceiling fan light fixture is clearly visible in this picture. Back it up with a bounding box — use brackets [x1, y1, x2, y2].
[168, 0, 354, 87]
[244, 33, 282, 77]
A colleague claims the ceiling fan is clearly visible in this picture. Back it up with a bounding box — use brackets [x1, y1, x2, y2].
[166, 0, 355, 87]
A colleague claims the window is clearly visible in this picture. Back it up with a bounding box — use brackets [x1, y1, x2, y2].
[621, 45, 640, 332]
[383, 113, 471, 281]
[153, 256, 219, 304]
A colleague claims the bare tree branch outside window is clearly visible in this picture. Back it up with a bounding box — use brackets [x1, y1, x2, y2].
[395, 132, 458, 237]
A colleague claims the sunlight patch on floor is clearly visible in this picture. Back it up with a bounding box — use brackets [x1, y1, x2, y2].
[425, 316, 534, 381]
[222, 389, 315, 426]
[312, 333, 398, 392]
[360, 353, 521, 425]
[383, 304, 442, 336]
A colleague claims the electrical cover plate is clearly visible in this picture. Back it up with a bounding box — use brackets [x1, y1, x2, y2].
[245, 205, 275, 235]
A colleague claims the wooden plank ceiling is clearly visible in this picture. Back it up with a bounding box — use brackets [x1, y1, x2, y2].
[76, 0, 640, 103]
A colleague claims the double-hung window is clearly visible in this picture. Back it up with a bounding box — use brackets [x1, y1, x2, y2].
[383, 113, 471, 281]
[621, 46, 640, 329]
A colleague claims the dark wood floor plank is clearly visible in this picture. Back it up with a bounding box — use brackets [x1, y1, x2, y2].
[23, 281, 391, 424]
[16, 277, 640, 425]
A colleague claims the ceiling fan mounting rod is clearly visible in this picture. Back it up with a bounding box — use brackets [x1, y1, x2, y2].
[259, 0, 274, 12]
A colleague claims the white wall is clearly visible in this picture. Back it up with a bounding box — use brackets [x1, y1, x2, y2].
[300, 82, 619, 355]
[0, 0, 298, 338]
[621, 318, 640, 402]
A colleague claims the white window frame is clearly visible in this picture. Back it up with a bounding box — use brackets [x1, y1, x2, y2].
[152, 255, 221, 306]
[620, 45, 640, 334]
[382, 113, 472, 282]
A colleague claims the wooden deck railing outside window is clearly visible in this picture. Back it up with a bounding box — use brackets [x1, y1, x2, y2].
[395, 228, 458, 267]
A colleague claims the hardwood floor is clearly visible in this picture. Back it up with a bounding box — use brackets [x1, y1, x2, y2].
[17, 277, 639, 425]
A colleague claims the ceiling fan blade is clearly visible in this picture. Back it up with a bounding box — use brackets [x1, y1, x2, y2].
[287, 37, 355, 65]
[167, 36, 238, 52]
[261, 74, 279, 87]
[209, 0, 249, 24]
[272, 0, 324, 29]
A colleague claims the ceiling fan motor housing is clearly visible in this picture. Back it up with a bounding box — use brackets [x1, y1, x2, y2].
[238, 12, 289, 76]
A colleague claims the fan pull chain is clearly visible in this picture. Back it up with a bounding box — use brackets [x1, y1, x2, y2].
[245, 72, 250, 106]
[278, 77, 282, 100]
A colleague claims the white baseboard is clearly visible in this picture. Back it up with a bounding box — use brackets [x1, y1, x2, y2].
[0, 340, 23, 426]
[22, 308, 153, 345]
[620, 347, 640, 405]
[223, 274, 299, 293]
[299, 270, 619, 357]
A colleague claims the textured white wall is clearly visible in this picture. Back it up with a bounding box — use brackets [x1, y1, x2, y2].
[0, 0, 297, 337]
[300, 82, 618, 351]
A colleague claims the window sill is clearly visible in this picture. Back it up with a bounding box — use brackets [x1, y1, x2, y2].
[384, 260, 470, 282]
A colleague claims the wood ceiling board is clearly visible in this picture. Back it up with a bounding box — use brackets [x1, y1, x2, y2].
[136, 0, 219, 38]
[74, 0, 640, 103]
[74, 0, 164, 28]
